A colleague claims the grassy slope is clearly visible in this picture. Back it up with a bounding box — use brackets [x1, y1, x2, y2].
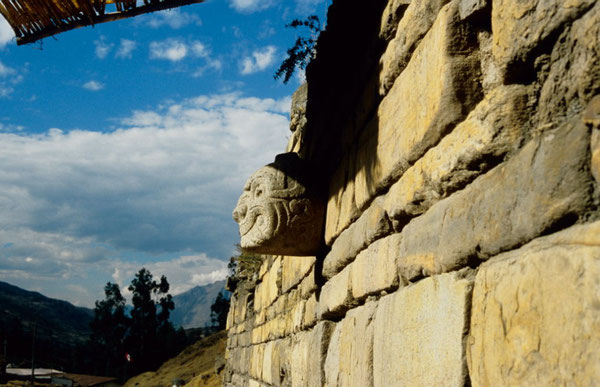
[124, 331, 226, 387]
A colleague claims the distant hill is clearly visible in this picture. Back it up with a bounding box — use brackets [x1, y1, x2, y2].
[0, 281, 94, 370]
[170, 280, 227, 329]
[124, 330, 227, 387]
[0, 281, 93, 345]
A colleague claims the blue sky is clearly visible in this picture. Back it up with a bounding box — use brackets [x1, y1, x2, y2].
[0, 0, 328, 307]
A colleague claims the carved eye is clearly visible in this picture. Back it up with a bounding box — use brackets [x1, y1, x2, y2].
[255, 187, 263, 197]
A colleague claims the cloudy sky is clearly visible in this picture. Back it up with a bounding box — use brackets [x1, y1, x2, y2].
[0, 0, 328, 307]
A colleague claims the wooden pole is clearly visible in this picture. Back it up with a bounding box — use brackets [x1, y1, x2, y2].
[16, 0, 206, 45]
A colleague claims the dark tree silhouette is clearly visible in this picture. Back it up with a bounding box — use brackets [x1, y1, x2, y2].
[274, 15, 321, 84]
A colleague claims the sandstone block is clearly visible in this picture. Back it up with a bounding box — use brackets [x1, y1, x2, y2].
[324, 199, 391, 278]
[379, 0, 411, 41]
[538, 3, 600, 126]
[359, 2, 482, 212]
[458, 0, 487, 20]
[291, 321, 335, 387]
[281, 256, 315, 293]
[318, 265, 354, 319]
[383, 84, 531, 221]
[299, 268, 317, 299]
[325, 153, 360, 245]
[325, 301, 378, 387]
[373, 271, 474, 387]
[303, 293, 318, 329]
[379, 0, 450, 95]
[351, 234, 402, 300]
[398, 116, 594, 280]
[255, 257, 281, 311]
[468, 221, 600, 386]
[491, 0, 595, 77]
[249, 344, 265, 380]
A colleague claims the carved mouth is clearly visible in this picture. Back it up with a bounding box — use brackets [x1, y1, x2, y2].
[237, 205, 263, 237]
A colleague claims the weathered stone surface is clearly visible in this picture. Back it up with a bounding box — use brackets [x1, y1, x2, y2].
[254, 257, 281, 311]
[299, 268, 317, 299]
[373, 270, 474, 387]
[249, 344, 265, 380]
[281, 256, 315, 293]
[286, 83, 308, 154]
[468, 221, 600, 387]
[318, 265, 354, 319]
[233, 152, 325, 256]
[537, 2, 600, 126]
[325, 153, 360, 245]
[325, 301, 378, 387]
[383, 84, 531, 220]
[398, 116, 594, 280]
[379, 0, 450, 95]
[358, 2, 482, 211]
[351, 234, 402, 300]
[303, 293, 318, 329]
[458, 0, 487, 20]
[324, 198, 391, 278]
[291, 321, 335, 387]
[491, 0, 595, 77]
[379, 0, 411, 41]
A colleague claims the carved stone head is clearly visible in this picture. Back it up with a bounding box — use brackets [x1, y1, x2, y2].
[232, 153, 324, 256]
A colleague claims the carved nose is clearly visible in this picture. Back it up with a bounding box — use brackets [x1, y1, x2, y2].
[233, 204, 247, 223]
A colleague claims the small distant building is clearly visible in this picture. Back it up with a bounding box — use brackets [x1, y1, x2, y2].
[54, 373, 121, 387]
[6, 368, 121, 387]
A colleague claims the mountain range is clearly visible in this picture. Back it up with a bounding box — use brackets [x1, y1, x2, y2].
[170, 280, 226, 329]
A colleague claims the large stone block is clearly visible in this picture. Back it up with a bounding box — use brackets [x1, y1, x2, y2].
[325, 153, 360, 245]
[537, 2, 600, 126]
[255, 257, 281, 311]
[383, 84, 531, 220]
[357, 1, 482, 212]
[373, 270, 474, 387]
[290, 321, 335, 387]
[351, 234, 402, 300]
[324, 199, 391, 278]
[491, 0, 595, 77]
[318, 265, 354, 319]
[468, 221, 600, 386]
[398, 116, 594, 280]
[379, 0, 451, 95]
[325, 301, 378, 387]
[281, 256, 315, 293]
[379, 0, 411, 41]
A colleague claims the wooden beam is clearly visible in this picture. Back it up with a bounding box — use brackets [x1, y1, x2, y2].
[16, 0, 206, 45]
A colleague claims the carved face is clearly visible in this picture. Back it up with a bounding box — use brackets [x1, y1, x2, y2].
[232, 153, 324, 256]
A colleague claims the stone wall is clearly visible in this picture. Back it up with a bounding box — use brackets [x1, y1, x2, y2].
[224, 0, 600, 385]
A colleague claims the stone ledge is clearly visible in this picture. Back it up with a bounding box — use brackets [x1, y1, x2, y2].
[397, 115, 594, 280]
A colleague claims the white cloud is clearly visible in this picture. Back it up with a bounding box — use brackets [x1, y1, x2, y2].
[240, 46, 277, 75]
[0, 60, 23, 97]
[149, 39, 221, 75]
[229, 0, 276, 13]
[83, 80, 104, 91]
[144, 9, 202, 29]
[0, 17, 14, 48]
[116, 39, 137, 59]
[149, 38, 188, 61]
[295, 0, 326, 14]
[0, 92, 290, 305]
[94, 36, 114, 59]
[111, 254, 228, 297]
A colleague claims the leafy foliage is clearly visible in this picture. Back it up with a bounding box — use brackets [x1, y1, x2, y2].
[210, 290, 230, 330]
[274, 15, 321, 84]
[90, 268, 186, 379]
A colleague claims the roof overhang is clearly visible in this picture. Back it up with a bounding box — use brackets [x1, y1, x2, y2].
[0, 0, 206, 46]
